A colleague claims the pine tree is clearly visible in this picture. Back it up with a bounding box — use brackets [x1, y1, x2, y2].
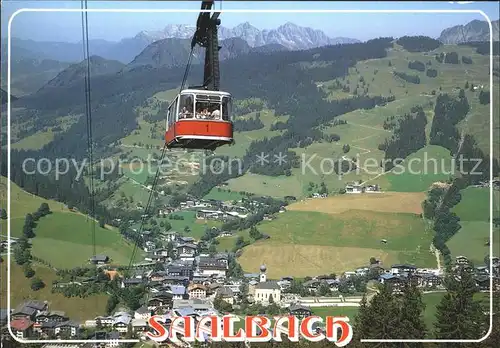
[356, 285, 400, 341]
[434, 267, 485, 343]
[398, 282, 427, 345]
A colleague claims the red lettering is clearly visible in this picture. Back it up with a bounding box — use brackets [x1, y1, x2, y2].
[146, 315, 168, 342]
[325, 316, 353, 347]
[245, 315, 272, 342]
[222, 315, 244, 341]
[300, 316, 325, 342]
[273, 315, 299, 342]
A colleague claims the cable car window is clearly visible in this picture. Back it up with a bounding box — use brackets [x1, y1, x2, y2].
[172, 97, 179, 123]
[195, 97, 221, 120]
[179, 94, 194, 119]
[222, 96, 232, 121]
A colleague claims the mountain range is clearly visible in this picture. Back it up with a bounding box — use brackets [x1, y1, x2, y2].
[138, 22, 360, 51]
[438, 19, 499, 44]
[3, 18, 499, 96]
[4, 21, 359, 64]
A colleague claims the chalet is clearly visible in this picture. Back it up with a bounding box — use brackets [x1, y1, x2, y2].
[224, 282, 242, 295]
[176, 243, 197, 260]
[131, 318, 148, 333]
[153, 248, 169, 257]
[121, 278, 143, 288]
[455, 256, 470, 265]
[379, 274, 405, 294]
[10, 318, 34, 339]
[38, 320, 57, 337]
[55, 320, 79, 337]
[303, 279, 321, 293]
[170, 285, 187, 300]
[35, 311, 68, 324]
[166, 265, 193, 279]
[144, 253, 167, 263]
[198, 259, 227, 277]
[90, 255, 109, 265]
[365, 184, 380, 192]
[263, 214, 274, 221]
[215, 287, 234, 305]
[113, 313, 132, 333]
[421, 274, 442, 288]
[345, 181, 364, 194]
[289, 304, 312, 319]
[162, 231, 179, 243]
[390, 264, 417, 275]
[219, 231, 234, 237]
[134, 306, 151, 320]
[188, 284, 207, 299]
[147, 292, 173, 310]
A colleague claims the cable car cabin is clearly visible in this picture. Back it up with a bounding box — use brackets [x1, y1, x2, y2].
[165, 89, 233, 150]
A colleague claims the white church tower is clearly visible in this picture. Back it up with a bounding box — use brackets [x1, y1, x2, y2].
[259, 264, 267, 283]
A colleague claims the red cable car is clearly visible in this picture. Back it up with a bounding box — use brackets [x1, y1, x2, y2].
[164, 0, 233, 151]
[165, 89, 233, 150]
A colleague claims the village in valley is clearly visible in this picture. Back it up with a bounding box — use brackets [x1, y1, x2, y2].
[1, 1, 500, 345]
[2, 184, 499, 346]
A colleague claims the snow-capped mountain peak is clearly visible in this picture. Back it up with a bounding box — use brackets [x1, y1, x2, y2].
[136, 21, 360, 50]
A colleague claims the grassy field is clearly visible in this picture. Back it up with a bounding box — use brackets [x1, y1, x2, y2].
[384, 145, 454, 192]
[26, 212, 142, 268]
[163, 211, 222, 240]
[236, 209, 435, 278]
[447, 187, 500, 264]
[0, 176, 67, 237]
[1, 176, 143, 268]
[288, 192, 426, 215]
[0, 261, 108, 322]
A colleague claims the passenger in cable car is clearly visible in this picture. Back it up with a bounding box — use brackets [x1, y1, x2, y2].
[211, 107, 221, 120]
[179, 107, 188, 119]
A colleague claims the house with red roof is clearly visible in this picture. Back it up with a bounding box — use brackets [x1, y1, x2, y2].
[10, 318, 34, 339]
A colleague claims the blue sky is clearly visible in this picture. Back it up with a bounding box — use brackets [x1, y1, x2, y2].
[1, 1, 499, 42]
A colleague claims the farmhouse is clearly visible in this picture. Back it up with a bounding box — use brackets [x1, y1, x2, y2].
[345, 181, 364, 193]
[90, 254, 109, 265]
[289, 304, 312, 319]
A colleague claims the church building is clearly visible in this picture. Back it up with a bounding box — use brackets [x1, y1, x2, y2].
[249, 264, 281, 305]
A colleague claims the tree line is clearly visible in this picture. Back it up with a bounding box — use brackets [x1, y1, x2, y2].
[379, 106, 427, 171]
[13, 203, 52, 291]
[396, 36, 442, 52]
